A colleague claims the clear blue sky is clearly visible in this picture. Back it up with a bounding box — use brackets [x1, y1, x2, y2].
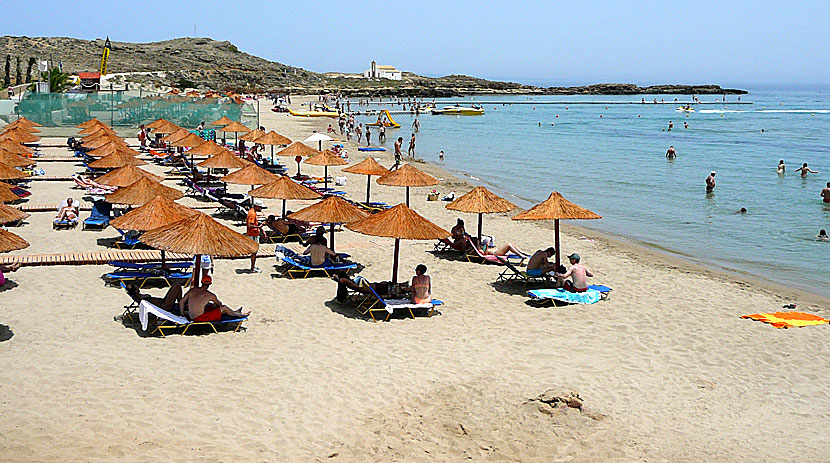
[3, 0, 829, 85]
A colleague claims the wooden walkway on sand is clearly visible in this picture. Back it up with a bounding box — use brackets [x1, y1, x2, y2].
[0, 246, 277, 267]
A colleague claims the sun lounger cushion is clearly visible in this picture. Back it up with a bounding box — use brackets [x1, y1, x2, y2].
[741, 311, 829, 328]
[527, 288, 602, 305]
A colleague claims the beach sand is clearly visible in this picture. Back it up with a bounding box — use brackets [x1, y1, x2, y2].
[1, 97, 829, 462]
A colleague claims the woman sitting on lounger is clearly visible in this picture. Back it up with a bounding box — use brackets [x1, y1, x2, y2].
[451, 218, 471, 250]
[56, 198, 78, 222]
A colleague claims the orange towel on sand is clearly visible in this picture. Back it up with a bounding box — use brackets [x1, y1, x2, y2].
[741, 311, 829, 329]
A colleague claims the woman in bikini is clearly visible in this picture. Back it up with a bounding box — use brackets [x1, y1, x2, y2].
[411, 264, 432, 304]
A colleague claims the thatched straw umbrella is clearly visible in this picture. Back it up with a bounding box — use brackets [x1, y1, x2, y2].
[276, 142, 321, 177]
[172, 132, 206, 148]
[512, 191, 601, 267]
[0, 228, 29, 253]
[220, 164, 278, 190]
[76, 118, 104, 129]
[343, 157, 389, 204]
[197, 150, 250, 169]
[11, 116, 42, 128]
[110, 195, 199, 268]
[239, 128, 264, 143]
[0, 163, 29, 181]
[0, 182, 21, 203]
[82, 132, 122, 146]
[88, 151, 146, 169]
[141, 213, 258, 287]
[96, 165, 163, 188]
[250, 175, 321, 217]
[87, 143, 139, 158]
[211, 116, 234, 126]
[0, 203, 28, 225]
[288, 196, 368, 252]
[303, 150, 348, 191]
[446, 186, 516, 245]
[161, 129, 190, 143]
[220, 121, 250, 145]
[79, 124, 115, 136]
[4, 122, 40, 133]
[376, 164, 438, 207]
[0, 141, 33, 156]
[145, 118, 169, 129]
[0, 150, 35, 168]
[105, 177, 183, 205]
[186, 141, 231, 157]
[84, 137, 129, 151]
[0, 129, 39, 144]
[347, 203, 449, 284]
[153, 121, 182, 135]
[254, 131, 292, 164]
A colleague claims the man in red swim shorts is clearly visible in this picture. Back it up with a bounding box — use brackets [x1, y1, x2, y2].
[180, 275, 250, 322]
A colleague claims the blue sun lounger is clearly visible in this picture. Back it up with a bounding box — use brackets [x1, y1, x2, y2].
[274, 245, 357, 279]
[354, 276, 443, 322]
[83, 200, 111, 230]
[104, 270, 193, 288]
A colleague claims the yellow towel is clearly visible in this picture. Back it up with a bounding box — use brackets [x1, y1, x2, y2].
[741, 311, 829, 329]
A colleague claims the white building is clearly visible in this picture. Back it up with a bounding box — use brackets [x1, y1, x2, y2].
[363, 61, 402, 81]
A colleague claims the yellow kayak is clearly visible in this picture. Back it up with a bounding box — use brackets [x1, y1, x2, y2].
[288, 108, 339, 118]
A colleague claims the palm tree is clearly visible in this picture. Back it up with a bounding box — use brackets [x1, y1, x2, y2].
[28, 67, 73, 93]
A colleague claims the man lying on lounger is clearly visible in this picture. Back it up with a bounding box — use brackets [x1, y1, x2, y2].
[180, 275, 250, 322]
[553, 253, 593, 292]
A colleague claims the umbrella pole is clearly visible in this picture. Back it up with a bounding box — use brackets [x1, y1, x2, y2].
[391, 238, 400, 285]
[477, 213, 483, 246]
[554, 219, 561, 269]
[270, 145, 274, 165]
[318, 141, 322, 151]
[161, 250, 166, 268]
[282, 199, 287, 218]
[330, 223, 335, 252]
[324, 166, 329, 190]
[406, 186, 410, 207]
[193, 254, 202, 288]
[366, 175, 371, 204]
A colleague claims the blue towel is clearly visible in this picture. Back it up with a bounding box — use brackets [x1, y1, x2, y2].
[527, 288, 601, 305]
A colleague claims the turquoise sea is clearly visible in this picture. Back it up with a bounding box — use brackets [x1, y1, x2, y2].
[351, 85, 830, 297]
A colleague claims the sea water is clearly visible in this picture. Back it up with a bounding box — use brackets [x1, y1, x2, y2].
[351, 85, 830, 296]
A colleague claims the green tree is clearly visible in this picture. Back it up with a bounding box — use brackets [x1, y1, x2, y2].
[14, 57, 21, 85]
[3, 55, 9, 87]
[25, 57, 35, 83]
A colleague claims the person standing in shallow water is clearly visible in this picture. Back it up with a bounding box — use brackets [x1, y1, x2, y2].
[794, 163, 818, 177]
[821, 182, 830, 203]
[777, 160, 786, 174]
[706, 171, 716, 193]
[666, 145, 676, 159]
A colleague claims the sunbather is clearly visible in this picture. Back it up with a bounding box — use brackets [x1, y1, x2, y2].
[526, 247, 558, 277]
[264, 214, 305, 236]
[411, 264, 432, 304]
[333, 272, 392, 302]
[180, 275, 249, 321]
[451, 218, 471, 250]
[126, 283, 183, 312]
[479, 240, 529, 258]
[304, 226, 327, 246]
[553, 253, 593, 293]
[56, 198, 78, 222]
[304, 241, 337, 267]
[0, 262, 21, 286]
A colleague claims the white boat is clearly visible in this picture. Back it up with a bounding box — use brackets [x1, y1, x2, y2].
[431, 105, 485, 115]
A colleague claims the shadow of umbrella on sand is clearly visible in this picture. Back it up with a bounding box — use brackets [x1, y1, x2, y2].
[512, 191, 601, 268]
[141, 213, 258, 288]
[446, 186, 516, 245]
[346, 203, 449, 285]
[288, 196, 367, 252]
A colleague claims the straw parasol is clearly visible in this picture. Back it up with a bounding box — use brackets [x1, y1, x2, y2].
[197, 150, 250, 169]
[0, 150, 35, 168]
[153, 121, 182, 134]
[87, 143, 139, 158]
[276, 142, 321, 177]
[172, 132, 206, 148]
[0, 163, 29, 180]
[88, 151, 146, 169]
[0, 141, 33, 156]
[211, 116, 234, 126]
[446, 186, 516, 245]
[512, 191, 601, 267]
[250, 175, 321, 217]
[254, 131, 292, 164]
[76, 118, 104, 129]
[12, 116, 42, 127]
[220, 163, 278, 188]
[3, 121, 40, 133]
[145, 118, 169, 129]
[79, 124, 115, 136]
[186, 140, 231, 157]
[161, 129, 190, 143]
[83, 137, 129, 151]
[304, 150, 348, 190]
[239, 127, 264, 142]
[0, 129, 39, 144]
[0, 228, 29, 253]
[0, 182, 21, 203]
[110, 195, 198, 230]
[220, 121, 250, 145]
[96, 165, 163, 187]
[105, 177, 183, 205]
[82, 132, 122, 146]
[0, 203, 28, 225]
[141, 213, 258, 287]
[376, 164, 439, 206]
[347, 203, 450, 284]
[343, 157, 389, 204]
[304, 132, 332, 151]
[288, 195, 368, 252]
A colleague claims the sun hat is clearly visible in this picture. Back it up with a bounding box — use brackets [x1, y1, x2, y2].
[567, 253, 581, 261]
[201, 274, 212, 285]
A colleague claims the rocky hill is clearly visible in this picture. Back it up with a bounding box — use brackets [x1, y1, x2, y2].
[0, 36, 746, 96]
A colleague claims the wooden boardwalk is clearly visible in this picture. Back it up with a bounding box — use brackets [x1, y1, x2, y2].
[0, 246, 277, 267]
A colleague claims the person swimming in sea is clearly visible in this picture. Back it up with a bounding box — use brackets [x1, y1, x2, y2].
[736, 207, 747, 214]
[777, 160, 786, 174]
[818, 229, 829, 241]
[794, 163, 818, 177]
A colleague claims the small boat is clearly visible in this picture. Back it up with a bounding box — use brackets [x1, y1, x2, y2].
[431, 105, 485, 115]
[676, 106, 695, 113]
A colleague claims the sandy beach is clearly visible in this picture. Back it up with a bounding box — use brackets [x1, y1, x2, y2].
[1, 96, 829, 462]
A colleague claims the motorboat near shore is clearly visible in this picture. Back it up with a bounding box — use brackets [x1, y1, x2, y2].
[431, 105, 485, 115]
